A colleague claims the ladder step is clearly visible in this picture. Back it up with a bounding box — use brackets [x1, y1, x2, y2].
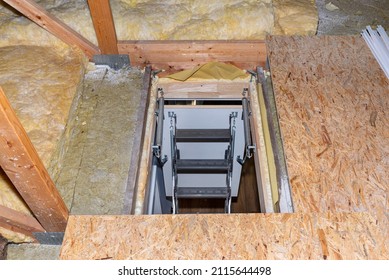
[177, 187, 229, 198]
[176, 129, 230, 142]
[176, 159, 229, 173]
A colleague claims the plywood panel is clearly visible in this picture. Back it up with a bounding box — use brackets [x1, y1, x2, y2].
[60, 213, 388, 260]
[267, 36, 389, 213]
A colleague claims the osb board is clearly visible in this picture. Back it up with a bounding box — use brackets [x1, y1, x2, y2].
[267, 36, 389, 213]
[0, 45, 86, 242]
[60, 212, 388, 260]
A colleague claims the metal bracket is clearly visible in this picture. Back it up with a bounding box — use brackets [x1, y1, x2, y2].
[152, 70, 163, 78]
[237, 88, 256, 165]
[246, 69, 258, 82]
[153, 92, 168, 166]
[93, 54, 130, 70]
[33, 232, 64, 245]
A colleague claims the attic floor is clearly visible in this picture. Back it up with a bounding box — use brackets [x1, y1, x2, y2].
[5, 0, 389, 260]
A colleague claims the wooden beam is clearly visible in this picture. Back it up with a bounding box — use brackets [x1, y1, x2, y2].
[3, 0, 100, 59]
[0, 205, 44, 240]
[87, 0, 118, 54]
[118, 40, 267, 73]
[0, 87, 68, 232]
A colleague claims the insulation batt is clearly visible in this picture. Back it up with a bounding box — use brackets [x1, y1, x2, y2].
[0, 0, 317, 48]
[0, 45, 86, 242]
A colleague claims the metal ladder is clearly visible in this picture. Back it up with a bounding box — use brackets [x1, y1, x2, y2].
[169, 112, 237, 214]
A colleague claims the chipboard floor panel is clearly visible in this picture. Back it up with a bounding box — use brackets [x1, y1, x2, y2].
[60, 213, 388, 260]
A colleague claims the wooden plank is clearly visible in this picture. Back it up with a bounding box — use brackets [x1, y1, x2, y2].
[0, 205, 44, 239]
[267, 36, 389, 213]
[0, 87, 68, 232]
[131, 76, 159, 214]
[60, 212, 388, 259]
[3, 0, 100, 59]
[249, 83, 274, 213]
[257, 67, 293, 213]
[158, 81, 249, 99]
[123, 66, 152, 214]
[87, 0, 118, 54]
[118, 40, 267, 73]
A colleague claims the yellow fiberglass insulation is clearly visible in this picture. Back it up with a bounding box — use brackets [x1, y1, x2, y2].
[273, 0, 318, 36]
[0, 45, 86, 242]
[0, 0, 317, 48]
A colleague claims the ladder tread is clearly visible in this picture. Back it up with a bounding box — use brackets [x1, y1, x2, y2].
[176, 187, 229, 198]
[176, 159, 229, 174]
[176, 129, 230, 142]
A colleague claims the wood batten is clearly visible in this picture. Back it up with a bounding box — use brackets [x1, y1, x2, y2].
[0, 205, 44, 240]
[118, 40, 267, 73]
[0, 87, 68, 232]
[3, 0, 100, 59]
[87, 0, 119, 54]
[158, 81, 250, 99]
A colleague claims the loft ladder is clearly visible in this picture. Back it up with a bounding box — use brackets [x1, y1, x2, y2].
[150, 88, 255, 215]
[169, 111, 237, 214]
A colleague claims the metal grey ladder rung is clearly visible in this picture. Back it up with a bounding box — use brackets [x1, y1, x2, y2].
[175, 129, 231, 142]
[176, 187, 229, 198]
[176, 159, 229, 174]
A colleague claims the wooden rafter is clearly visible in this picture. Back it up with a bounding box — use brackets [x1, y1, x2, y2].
[87, 0, 119, 54]
[0, 205, 44, 240]
[0, 87, 68, 232]
[3, 0, 100, 59]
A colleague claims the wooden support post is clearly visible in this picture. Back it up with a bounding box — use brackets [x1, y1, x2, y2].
[3, 0, 100, 59]
[0, 87, 69, 232]
[0, 205, 44, 239]
[87, 0, 119, 54]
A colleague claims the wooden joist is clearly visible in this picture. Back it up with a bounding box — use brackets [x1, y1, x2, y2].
[118, 40, 267, 73]
[87, 0, 119, 54]
[0, 87, 68, 232]
[3, 0, 100, 59]
[0, 205, 44, 240]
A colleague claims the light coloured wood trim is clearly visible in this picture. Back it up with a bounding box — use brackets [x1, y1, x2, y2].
[3, 0, 100, 59]
[87, 0, 118, 54]
[249, 82, 274, 213]
[118, 40, 267, 73]
[0, 205, 44, 239]
[158, 81, 249, 99]
[0, 87, 68, 232]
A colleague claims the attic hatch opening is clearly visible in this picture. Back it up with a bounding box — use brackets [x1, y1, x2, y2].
[143, 74, 288, 214]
